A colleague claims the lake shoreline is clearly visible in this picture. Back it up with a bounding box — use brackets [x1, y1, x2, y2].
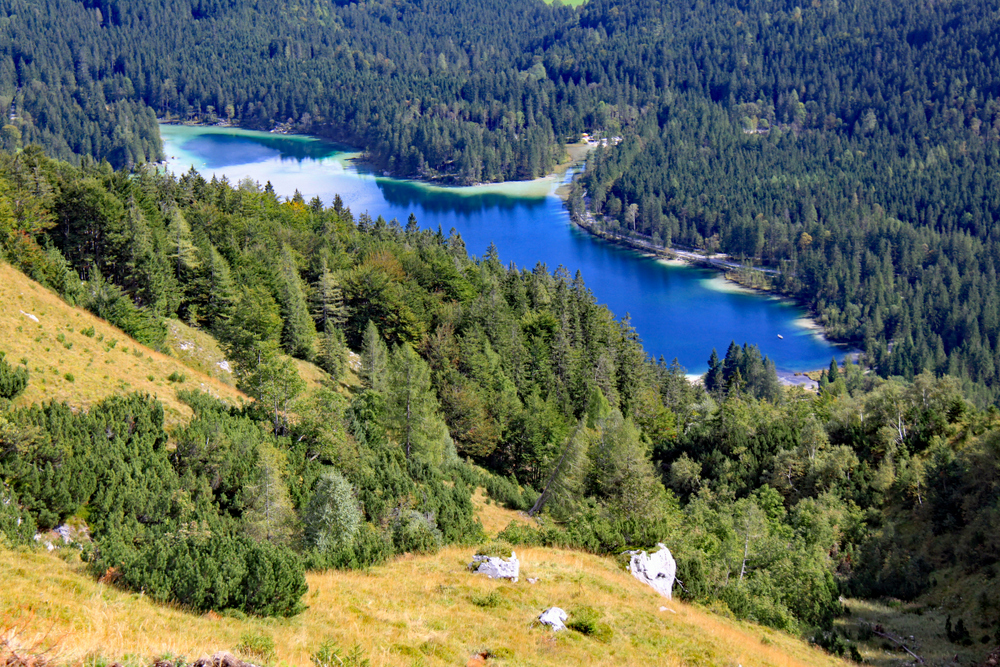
[158, 119, 593, 191]
[563, 209, 854, 367]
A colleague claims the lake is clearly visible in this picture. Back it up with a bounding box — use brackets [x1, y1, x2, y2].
[160, 124, 848, 375]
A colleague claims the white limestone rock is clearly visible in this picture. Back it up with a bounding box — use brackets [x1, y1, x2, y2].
[538, 607, 568, 631]
[470, 551, 520, 582]
[628, 543, 676, 600]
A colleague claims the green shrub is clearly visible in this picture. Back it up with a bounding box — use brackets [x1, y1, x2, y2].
[474, 539, 516, 558]
[234, 631, 276, 664]
[81, 326, 96, 337]
[176, 388, 231, 415]
[496, 521, 544, 547]
[304, 471, 362, 553]
[483, 473, 537, 511]
[391, 510, 443, 554]
[470, 589, 504, 608]
[718, 584, 796, 631]
[63, 373, 75, 382]
[0, 486, 37, 546]
[312, 640, 370, 667]
[0, 353, 29, 400]
[566, 606, 614, 642]
[83, 272, 166, 350]
[305, 522, 394, 571]
[167, 371, 186, 383]
[94, 529, 307, 617]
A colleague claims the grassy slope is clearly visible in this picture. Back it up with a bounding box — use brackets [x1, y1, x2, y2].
[0, 261, 246, 427]
[1, 543, 849, 667]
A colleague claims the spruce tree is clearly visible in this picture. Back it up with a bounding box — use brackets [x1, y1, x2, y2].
[705, 348, 724, 393]
[386, 343, 444, 461]
[360, 321, 389, 392]
[277, 247, 317, 360]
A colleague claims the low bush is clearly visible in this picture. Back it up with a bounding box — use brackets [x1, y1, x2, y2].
[234, 631, 276, 664]
[470, 589, 504, 608]
[392, 510, 443, 554]
[311, 640, 370, 667]
[0, 353, 29, 400]
[567, 606, 614, 642]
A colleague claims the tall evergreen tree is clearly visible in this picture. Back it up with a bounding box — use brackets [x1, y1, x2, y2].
[360, 321, 389, 393]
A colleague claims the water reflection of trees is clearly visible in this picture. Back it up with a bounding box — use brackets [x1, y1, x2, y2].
[373, 178, 548, 216]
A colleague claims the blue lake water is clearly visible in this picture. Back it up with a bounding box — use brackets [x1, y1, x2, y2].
[161, 124, 849, 374]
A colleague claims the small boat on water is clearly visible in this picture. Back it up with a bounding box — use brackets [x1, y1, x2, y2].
[777, 334, 784, 339]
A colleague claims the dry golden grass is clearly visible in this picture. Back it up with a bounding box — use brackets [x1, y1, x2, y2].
[293, 357, 332, 394]
[0, 262, 246, 427]
[0, 545, 850, 667]
[164, 318, 236, 386]
[469, 489, 536, 539]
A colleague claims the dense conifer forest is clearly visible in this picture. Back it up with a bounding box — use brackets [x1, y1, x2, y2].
[1, 149, 999, 647]
[1, 0, 1000, 652]
[2, 0, 999, 406]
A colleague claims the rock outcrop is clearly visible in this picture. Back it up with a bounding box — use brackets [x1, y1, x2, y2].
[538, 607, 568, 631]
[628, 543, 676, 600]
[470, 551, 520, 582]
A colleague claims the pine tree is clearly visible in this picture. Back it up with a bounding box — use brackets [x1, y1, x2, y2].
[705, 348, 724, 393]
[529, 422, 589, 519]
[0, 353, 29, 400]
[316, 328, 348, 381]
[277, 247, 317, 360]
[587, 409, 668, 522]
[165, 208, 200, 279]
[202, 244, 236, 327]
[311, 264, 346, 332]
[386, 343, 444, 460]
[360, 321, 389, 392]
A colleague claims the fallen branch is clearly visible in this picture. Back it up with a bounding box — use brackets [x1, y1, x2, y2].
[861, 621, 923, 664]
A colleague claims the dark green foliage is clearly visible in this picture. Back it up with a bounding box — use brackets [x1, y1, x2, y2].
[0, 353, 28, 400]
[391, 510, 444, 554]
[0, 484, 36, 545]
[483, 473, 537, 512]
[566, 607, 614, 643]
[304, 522, 393, 571]
[98, 530, 306, 617]
[81, 271, 166, 349]
[703, 342, 781, 402]
[1, 393, 307, 616]
[812, 630, 862, 661]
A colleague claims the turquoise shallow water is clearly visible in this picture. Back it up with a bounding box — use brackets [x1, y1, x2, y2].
[161, 124, 849, 374]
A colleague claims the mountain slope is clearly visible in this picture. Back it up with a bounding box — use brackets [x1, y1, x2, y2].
[0, 261, 245, 426]
[0, 542, 848, 667]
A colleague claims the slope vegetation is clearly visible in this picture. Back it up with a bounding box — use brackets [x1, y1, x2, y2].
[0, 542, 848, 667]
[0, 261, 245, 426]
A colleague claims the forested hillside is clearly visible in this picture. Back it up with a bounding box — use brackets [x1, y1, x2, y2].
[570, 0, 1000, 406]
[2, 0, 999, 408]
[1, 148, 999, 656]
